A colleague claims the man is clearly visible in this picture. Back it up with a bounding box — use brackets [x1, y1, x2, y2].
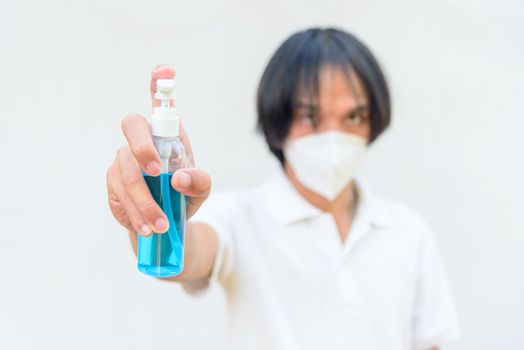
[107, 28, 460, 350]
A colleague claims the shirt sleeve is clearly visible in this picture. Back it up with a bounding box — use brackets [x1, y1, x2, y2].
[181, 191, 236, 296]
[412, 222, 461, 350]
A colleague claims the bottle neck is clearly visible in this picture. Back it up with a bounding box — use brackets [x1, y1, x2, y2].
[153, 135, 180, 142]
[153, 136, 185, 174]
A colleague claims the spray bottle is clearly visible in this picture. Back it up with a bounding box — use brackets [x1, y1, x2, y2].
[137, 78, 187, 278]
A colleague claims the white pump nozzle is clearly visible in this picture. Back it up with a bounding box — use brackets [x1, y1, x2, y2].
[151, 78, 179, 137]
[155, 79, 176, 101]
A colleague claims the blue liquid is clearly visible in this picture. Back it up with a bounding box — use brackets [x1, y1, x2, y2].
[137, 173, 186, 278]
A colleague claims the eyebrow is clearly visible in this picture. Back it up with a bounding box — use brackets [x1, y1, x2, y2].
[294, 102, 370, 113]
[294, 102, 319, 111]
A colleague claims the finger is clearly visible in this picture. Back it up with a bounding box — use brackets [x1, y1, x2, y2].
[117, 146, 169, 233]
[171, 168, 211, 218]
[107, 161, 152, 236]
[121, 114, 161, 176]
[151, 65, 176, 108]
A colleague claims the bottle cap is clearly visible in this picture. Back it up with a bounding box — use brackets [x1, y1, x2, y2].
[151, 79, 179, 137]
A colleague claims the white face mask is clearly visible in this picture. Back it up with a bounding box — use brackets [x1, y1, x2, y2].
[283, 131, 367, 201]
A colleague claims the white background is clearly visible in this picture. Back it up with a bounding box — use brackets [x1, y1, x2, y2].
[0, 0, 523, 349]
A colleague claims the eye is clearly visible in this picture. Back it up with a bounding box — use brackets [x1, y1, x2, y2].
[297, 111, 317, 125]
[306, 112, 317, 121]
[346, 108, 370, 125]
[346, 112, 363, 124]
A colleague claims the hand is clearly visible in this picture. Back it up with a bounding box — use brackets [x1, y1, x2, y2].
[106, 65, 211, 236]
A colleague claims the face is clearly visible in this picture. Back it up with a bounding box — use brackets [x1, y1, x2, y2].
[286, 66, 371, 142]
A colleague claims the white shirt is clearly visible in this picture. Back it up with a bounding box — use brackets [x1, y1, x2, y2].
[184, 168, 460, 350]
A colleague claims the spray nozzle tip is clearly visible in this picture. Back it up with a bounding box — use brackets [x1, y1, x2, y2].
[155, 79, 175, 100]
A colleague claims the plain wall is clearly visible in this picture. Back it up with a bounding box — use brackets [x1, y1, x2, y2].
[0, 0, 523, 349]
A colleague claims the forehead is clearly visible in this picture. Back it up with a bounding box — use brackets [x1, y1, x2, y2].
[296, 65, 368, 110]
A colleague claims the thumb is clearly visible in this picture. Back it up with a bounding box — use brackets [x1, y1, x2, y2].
[171, 168, 212, 218]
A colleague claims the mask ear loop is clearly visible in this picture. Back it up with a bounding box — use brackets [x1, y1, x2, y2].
[344, 65, 365, 215]
[350, 181, 360, 220]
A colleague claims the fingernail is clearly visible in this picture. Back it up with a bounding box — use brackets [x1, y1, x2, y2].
[174, 172, 191, 188]
[155, 64, 170, 71]
[154, 218, 169, 233]
[146, 161, 161, 175]
[141, 224, 152, 235]
[153, 65, 173, 75]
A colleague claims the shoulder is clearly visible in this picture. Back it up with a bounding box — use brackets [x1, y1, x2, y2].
[362, 188, 446, 276]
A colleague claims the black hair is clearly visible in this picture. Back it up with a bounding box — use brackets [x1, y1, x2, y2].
[256, 27, 391, 165]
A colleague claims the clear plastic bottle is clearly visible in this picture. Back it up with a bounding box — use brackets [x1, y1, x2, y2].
[137, 78, 187, 278]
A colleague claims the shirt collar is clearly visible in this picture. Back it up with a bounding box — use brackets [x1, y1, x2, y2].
[353, 178, 392, 229]
[255, 165, 392, 228]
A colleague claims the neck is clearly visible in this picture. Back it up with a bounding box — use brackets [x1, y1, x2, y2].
[284, 163, 356, 216]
